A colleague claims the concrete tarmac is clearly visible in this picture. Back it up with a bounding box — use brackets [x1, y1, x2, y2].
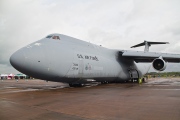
[0, 78, 180, 120]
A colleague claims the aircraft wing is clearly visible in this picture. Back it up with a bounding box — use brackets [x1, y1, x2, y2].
[121, 51, 180, 63]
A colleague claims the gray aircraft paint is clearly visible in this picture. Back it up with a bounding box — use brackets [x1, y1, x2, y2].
[10, 34, 180, 84]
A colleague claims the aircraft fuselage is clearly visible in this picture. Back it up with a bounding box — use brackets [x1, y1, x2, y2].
[10, 34, 150, 84]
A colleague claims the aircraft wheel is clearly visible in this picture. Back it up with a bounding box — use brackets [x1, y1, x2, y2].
[101, 81, 108, 84]
[69, 83, 83, 87]
[101, 81, 105, 84]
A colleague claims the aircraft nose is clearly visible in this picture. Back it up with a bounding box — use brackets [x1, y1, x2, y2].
[10, 44, 52, 79]
[10, 49, 25, 72]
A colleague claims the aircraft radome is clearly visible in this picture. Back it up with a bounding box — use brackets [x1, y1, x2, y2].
[10, 34, 180, 87]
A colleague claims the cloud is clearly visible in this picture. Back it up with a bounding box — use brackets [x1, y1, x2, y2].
[0, 0, 180, 73]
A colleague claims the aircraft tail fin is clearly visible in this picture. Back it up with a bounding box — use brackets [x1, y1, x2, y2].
[131, 41, 169, 52]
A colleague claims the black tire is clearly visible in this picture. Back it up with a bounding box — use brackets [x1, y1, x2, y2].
[69, 83, 83, 87]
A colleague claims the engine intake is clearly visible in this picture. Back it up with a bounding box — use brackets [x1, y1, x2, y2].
[152, 58, 166, 71]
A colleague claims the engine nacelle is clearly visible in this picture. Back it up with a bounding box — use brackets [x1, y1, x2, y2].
[152, 58, 167, 71]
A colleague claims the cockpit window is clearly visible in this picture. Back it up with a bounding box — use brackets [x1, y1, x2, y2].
[52, 36, 60, 40]
[46, 35, 60, 40]
[46, 36, 52, 38]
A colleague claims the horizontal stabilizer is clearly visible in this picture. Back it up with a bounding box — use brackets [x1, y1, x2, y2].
[131, 41, 169, 52]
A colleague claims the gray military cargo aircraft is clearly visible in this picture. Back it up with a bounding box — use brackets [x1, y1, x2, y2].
[10, 34, 180, 87]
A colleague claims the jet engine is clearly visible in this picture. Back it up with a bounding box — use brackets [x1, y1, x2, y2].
[152, 58, 166, 71]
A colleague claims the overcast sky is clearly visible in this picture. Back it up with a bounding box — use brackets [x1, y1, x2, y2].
[0, 0, 180, 74]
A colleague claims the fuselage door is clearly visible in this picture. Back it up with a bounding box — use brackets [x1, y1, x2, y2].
[78, 59, 84, 77]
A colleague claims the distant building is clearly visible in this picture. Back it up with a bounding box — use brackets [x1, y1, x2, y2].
[14, 74, 28, 79]
[0, 74, 8, 79]
[0, 73, 30, 80]
[8, 74, 15, 79]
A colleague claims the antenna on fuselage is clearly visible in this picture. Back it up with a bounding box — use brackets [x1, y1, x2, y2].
[131, 40, 169, 52]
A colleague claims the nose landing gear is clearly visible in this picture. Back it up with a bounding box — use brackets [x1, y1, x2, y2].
[69, 83, 83, 87]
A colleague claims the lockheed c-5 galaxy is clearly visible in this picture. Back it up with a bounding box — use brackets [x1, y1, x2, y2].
[10, 34, 180, 87]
